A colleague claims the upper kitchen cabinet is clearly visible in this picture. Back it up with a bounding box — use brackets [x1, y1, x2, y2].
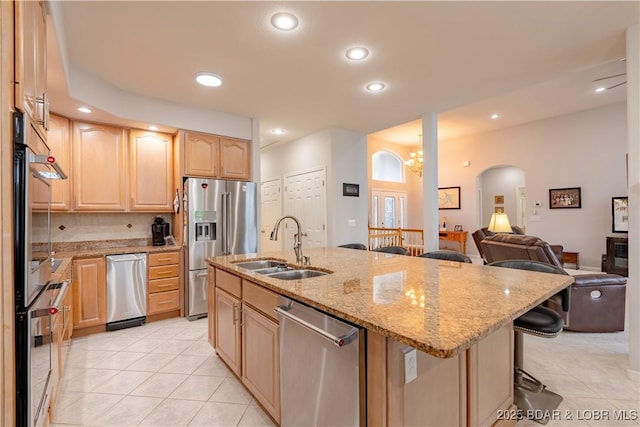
[129, 130, 174, 212]
[183, 131, 251, 181]
[15, 0, 48, 138]
[44, 114, 71, 211]
[72, 122, 127, 211]
[220, 137, 251, 180]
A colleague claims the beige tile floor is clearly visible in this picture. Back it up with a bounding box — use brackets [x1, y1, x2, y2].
[51, 317, 638, 427]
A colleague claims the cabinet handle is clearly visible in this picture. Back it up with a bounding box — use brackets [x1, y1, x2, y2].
[156, 270, 173, 276]
[157, 258, 172, 262]
[157, 283, 173, 288]
[157, 300, 174, 305]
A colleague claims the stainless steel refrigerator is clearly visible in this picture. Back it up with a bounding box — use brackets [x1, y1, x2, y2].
[184, 178, 257, 320]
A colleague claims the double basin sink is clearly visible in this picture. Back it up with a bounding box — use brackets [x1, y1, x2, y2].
[234, 259, 331, 280]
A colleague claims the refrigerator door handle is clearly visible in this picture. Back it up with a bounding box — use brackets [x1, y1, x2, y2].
[221, 191, 226, 254]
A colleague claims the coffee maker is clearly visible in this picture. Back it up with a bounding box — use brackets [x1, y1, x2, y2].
[151, 217, 170, 246]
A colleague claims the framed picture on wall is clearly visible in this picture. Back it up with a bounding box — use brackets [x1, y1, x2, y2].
[549, 187, 581, 209]
[612, 196, 628, 233]
[438, 186, 461, 210]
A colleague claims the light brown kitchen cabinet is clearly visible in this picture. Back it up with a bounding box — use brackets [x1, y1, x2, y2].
[129, 130, 174, 212]
[147, 251, 180, 315]
[50, 279, 73, 419]
[215, 286, 242, 376]
[72, 122, 127, 211]
[242, 304, 280, 423]
[183, 131, 251, 180]
[15, 0, 48, 137]
[220, 137, 251, 180]
[208, 266, 216, 347]
[42, 114, 71, 211]
[72, 257, 106, 330]
[184, 131, 219, 177]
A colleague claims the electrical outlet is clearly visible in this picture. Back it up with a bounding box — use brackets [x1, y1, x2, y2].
[404, 348, 418, 384]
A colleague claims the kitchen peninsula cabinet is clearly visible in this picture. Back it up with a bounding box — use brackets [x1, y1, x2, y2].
[212, 268, 281, 423]
[15, 0, 48, 137]
[183, 131, 251, 180]
[129, 130, 174, 212]
[72, 257, 107, 331]
[72, 122, 127, 211]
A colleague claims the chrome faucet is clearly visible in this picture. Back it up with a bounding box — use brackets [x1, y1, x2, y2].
[270, 215, 309, 265]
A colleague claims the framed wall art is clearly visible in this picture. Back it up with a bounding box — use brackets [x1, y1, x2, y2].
[612, 196, 628, 233]
[549, 187, 581, 209]
[438, 186, 460, 210]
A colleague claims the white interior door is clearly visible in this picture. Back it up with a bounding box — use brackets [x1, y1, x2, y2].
[285, 168, 327, 249]
[260, 178, 282, 252]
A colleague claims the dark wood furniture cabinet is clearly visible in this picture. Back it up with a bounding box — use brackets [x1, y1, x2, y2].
[604, 236, 628, 276]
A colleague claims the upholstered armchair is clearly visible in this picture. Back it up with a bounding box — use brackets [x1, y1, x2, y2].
[480, 233, 627, 332]
[472, 227, 564, 265]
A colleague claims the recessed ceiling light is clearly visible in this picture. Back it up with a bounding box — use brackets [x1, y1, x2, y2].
[195, 72, 223, 87]
[271, 12, 299, 31]
[595, 87, 606, 93]
[365, 82, 386, 93]
[270, 128, 287, 135]
[490, 113, 500, 119]
[345, 47, 369, 61]
[78, 107, 91, 113]
[149, 125, 159, 131]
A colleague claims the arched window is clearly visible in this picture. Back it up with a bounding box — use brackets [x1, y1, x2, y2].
[372, 151, 403, 183]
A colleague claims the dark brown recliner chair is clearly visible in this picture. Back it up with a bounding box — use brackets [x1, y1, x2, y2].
[472, 227, 564, 265]
[480, 233, 627, 332]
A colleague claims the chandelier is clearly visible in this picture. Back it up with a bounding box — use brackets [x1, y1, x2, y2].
[405, 134, 424, 177]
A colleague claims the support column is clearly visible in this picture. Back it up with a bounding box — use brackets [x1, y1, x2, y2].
[626, 23, 639, 379]
[422, 112, 439, 251]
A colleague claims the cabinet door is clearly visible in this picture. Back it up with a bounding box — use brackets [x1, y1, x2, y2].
[72, 257, 107, 329]
[72, 122, 127, 211]
[208, 266, 216, 347]
[184, 131, 219, 177]
[129, 130, 173, 211]
[220, 137, 251, 180]
[46, 114, 71, 211]
[242, 305, 280, 423]
[15, 0, 47, 136]
[215, 287, 241, 376]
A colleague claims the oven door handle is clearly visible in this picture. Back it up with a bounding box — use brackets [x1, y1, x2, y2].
[31, 281, 69, 318]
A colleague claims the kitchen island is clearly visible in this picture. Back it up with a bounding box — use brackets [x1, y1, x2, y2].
[208, 247, 574, 426]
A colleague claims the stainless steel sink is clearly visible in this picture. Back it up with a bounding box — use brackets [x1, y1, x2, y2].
[235, 259, 287, 270]
[253, 265, 294, 274]
[266, 269, 330, 280]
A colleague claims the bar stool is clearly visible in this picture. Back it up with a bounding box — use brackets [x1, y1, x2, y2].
[487, 260, 571, 425]
[418, 250, 472, 263]
[338, 243, 367, 250]
[372, 246, 409, 255]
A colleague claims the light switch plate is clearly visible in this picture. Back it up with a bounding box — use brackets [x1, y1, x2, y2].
[348, 219, 356, 227]
[404, 348, 418, 384]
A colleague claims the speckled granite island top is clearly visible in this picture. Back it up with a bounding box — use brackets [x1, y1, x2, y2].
[209, 248, 575, 359]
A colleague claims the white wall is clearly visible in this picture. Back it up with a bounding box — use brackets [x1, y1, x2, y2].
[439, 102, 627, 269]
[261, 128, 368, 247]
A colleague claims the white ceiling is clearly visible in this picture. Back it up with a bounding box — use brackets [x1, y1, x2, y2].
[46, 1, 637, 148]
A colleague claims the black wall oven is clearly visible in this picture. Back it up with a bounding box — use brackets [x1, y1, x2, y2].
[14, 112, 68, 427]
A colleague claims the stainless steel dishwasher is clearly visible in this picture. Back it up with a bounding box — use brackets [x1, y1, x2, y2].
[106, 253, 147, 331]
[276, 298, 364, 427]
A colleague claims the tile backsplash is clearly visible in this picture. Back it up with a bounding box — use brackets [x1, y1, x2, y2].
[47, 213, 173, 242]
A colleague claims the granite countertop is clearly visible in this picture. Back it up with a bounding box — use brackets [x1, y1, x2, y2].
[208, 247, 574, 359]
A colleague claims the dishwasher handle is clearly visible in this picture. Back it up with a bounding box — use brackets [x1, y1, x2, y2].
[275, 305, 357, 348]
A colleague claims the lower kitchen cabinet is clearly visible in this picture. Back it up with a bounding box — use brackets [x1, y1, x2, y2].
[147, 251, 181, 315]
[242, 305, 280, 423]
[212, 269, 281, 423]
[207, 266, 215, 347]
[72, 257, 106, 330]
[215, 287, 242, 376]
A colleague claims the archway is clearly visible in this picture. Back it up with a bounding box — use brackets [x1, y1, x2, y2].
[477, 166, 526, 231]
